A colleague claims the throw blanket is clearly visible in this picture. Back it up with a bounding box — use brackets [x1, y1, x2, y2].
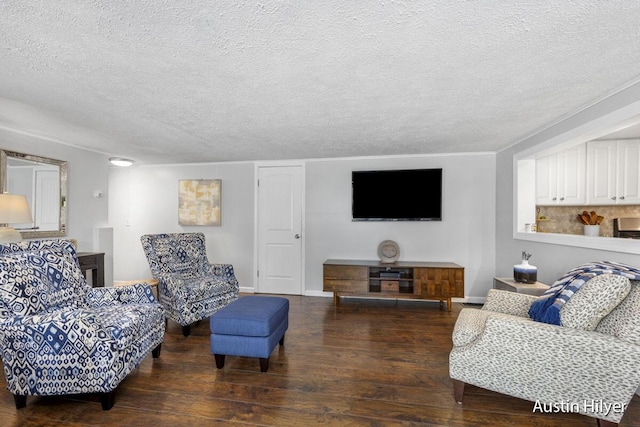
[528, 261, 640, 325]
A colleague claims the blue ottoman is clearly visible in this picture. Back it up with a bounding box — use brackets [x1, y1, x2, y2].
[210, 296, 289, 372]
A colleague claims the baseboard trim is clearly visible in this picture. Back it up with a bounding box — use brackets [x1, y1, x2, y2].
[305, 290, 333, 297]
[246, 288, 487, 305]
[459, 296, 486, 304]
[302, 292, 486, 304]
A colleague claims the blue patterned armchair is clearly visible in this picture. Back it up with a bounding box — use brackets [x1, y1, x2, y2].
[140, 233, 239, 336]
[0, 239, 165, 410]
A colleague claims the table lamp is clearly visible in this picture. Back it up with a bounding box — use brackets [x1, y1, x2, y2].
[0, 194, 33, 243]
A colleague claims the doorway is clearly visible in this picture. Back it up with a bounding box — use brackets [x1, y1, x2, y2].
[256, 164, 304, 295]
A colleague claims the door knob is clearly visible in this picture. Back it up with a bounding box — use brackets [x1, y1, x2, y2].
[295, 234, 300, 239]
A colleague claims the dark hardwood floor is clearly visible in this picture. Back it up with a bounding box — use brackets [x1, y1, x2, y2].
[1, 295, 639, 426]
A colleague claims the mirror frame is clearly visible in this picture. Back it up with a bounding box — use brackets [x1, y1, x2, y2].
[0, 149, 68, 239]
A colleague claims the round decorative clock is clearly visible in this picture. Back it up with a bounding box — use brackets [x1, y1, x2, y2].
[378, 240, 400, 264]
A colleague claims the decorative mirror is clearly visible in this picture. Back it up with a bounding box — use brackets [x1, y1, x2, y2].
[0, 149, 67, 238]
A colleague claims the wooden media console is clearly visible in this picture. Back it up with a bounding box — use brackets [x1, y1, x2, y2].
[323, 259, 464, 311]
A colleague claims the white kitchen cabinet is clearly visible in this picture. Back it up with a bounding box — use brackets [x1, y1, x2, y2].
[586, 139, 640, 205]
[536, 144, 586, 205]
[617, 140, 640, 203]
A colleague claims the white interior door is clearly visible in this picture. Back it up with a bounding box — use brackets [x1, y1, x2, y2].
[35, 170, 60, 231]
[257, 165, 303, 295]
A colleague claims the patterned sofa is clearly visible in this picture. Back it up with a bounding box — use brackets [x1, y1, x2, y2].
[141, 233, 239, 336]
[450, 273, 640, 427]
[0, 239, 165, 410]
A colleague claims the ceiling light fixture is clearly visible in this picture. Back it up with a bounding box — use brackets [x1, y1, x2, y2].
[109, 157, 134, 167]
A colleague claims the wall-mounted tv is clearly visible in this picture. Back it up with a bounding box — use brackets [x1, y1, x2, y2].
[352, 168, 442, 221]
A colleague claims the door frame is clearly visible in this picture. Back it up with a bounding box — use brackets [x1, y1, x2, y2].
[253, 160, 306, 294]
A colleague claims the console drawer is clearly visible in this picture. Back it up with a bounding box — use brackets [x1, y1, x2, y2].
[323, 279, 368, 294]
[323, 265, 368, 280]
[380, 280, 399, 293]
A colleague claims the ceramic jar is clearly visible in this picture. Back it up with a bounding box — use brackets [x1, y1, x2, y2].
[583, 225, 600, 237]
[514, 259, 538, 283]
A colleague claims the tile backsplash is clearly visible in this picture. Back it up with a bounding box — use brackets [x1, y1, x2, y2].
[536, 205, 640, 236]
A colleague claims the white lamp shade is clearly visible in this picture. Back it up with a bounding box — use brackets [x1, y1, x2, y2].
[0, 194, 33, 224]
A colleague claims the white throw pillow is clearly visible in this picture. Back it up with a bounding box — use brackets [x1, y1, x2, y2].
[560, 274, 631, 331]
[595, 281, 640, 345]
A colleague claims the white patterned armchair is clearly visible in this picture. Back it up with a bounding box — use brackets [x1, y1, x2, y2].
[140, 233, 239, 336]
[450, 275, 640, 427]
[0, 239, 165, 410]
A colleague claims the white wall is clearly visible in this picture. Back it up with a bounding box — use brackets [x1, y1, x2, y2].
[108, 162, 255, 287]
[4, 130, 496, 301]
[305, 154, 496, 299]
[109, 153, 497, 301]
[0, 128, 110, 251]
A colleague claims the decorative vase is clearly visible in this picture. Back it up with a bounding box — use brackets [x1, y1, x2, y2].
[514, 259, 537, 284]
[583, 225, 600, 237]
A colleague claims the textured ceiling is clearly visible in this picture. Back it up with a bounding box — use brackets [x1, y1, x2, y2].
[1, 1, 640, 164]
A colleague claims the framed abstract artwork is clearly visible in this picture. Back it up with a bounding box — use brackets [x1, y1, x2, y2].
[178, 179, 222, 226]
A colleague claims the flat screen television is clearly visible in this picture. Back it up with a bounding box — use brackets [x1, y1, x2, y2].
[352, 168, 442, 221]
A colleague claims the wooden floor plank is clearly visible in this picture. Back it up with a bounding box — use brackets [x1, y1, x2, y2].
[0, 295, 638, 426]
